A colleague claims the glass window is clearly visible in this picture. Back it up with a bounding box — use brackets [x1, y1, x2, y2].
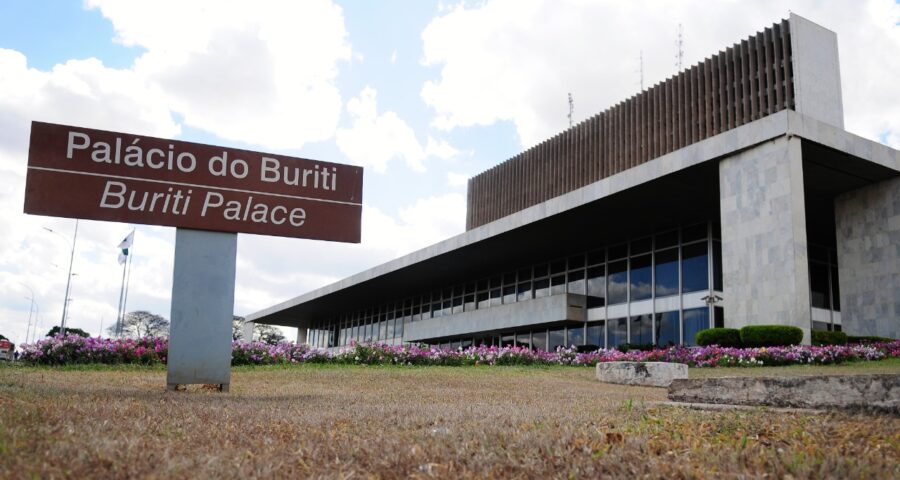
[682, 223, 708, 243]
[534, 278, 550, 298]
[531, 330, 547, 351]
[812, 320, 830, 331]
[490, 276, 501, 289]
[533, 263, 548, 278]
[379, 320, 387, 340]
[464, 294, 476, 311]
[587, 321, 604, 349]
[386, 318, 395, 339]
[568, 324, 585, 347]
[502, 285, 516, 304]
[809, 263, 830, 309]
[503, 273, 516, 286]
[683, 307, 710, 346]
[550, 275, 566, 295]
[655, 311, 680, 347]
[517, 282, 532, 301]
[501, 334, 515, 347]
[567, 269, 585, 295]
[655, 230, 679, 249]
[712, 240, 723, 291]
[654, 248, 679, 297]
[516, 332, 531, 349]
[548, 328, 565, 351]
[681, 242, 709, 293]
[490, 288, 502, 307]
[431, 301, 442, 318]
[452, 296, 463, 314]
[608, 318, 628, 347]
[631, 237, 652, 255]
[587, 249, 605, 266]
[630, 314, 653, 345]
[714, 306, 724, 329]
[607, 260, 628, 304]
[477, 279, 488, 291]
[476, 291, 489, 309]
[586, 266, 606, 308]
[630, 254, 652, 301]
[831, 265, 840, 311]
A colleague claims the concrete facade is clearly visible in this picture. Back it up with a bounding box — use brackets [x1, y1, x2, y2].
[835, 176, 900, 339]
[247, 15, 900, 349]
[718, 136, 812, 342]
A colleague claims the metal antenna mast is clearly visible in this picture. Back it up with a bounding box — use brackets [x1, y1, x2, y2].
[639, 50, 644, 90]
[567, 93, 574, 128]
[675, 23, 684, 70]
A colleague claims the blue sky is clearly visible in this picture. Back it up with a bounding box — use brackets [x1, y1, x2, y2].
[0, 0, 898, 344]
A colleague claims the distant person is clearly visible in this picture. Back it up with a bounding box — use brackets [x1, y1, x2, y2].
[14, 350, 20, 361]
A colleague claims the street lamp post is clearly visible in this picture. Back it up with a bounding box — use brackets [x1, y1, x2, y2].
[20, 283, 36, 344]
[44, 220, 78, 336]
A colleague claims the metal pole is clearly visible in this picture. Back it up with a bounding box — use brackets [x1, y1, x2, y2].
[60, 220, 78, 336]
[115, 259, 127, 337]
[24, 295, 34, 344]
[121, 250, 134, 332]
[32, 303, 40, 343]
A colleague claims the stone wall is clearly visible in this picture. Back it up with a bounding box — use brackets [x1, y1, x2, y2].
[835, 176, 900, 339]
[718, 136, 812, 342]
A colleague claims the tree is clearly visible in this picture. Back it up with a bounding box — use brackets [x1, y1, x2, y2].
[232, 316, 286, 344]
[46, 326, 90, 337]
[107, 311, 169, 338]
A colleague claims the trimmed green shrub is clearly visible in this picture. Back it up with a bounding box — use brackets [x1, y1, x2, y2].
[847, 335, 894, 344]
[739, 325, 803, 347]
[696, 328, 742, 347]
[616, 343, 655, 353]
[811, 330, 848, 346]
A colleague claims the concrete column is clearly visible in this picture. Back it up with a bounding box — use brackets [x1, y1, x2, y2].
[242, 321, 255, 342]
[167, 229, 237, 391]
[718, 136, 812, 343]
[834, 176, 900, 339]
[296, 327, 308, 345]
[789, 13, 844, 129]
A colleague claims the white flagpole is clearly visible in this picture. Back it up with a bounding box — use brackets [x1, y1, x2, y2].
[115, 257, 127, 337]
[121, 248, 134, 334]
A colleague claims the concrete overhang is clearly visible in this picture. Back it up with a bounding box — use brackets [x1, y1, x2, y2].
[247, 110, 900, 329]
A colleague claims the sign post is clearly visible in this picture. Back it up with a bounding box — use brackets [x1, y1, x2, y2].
[24, 121, 363, 391]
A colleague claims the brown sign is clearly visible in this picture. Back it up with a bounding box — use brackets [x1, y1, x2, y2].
[24, 121, 363, 242]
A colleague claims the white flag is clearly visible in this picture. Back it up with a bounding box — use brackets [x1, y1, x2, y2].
[117, 230, 134, 265]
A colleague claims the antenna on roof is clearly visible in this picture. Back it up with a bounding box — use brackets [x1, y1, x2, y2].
[638, 50, 644, 90]
[567, 93, 574, 128]
[675, 23, 684, 70]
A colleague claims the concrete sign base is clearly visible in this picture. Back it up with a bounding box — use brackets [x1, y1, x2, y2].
[166, 228, 237, 392]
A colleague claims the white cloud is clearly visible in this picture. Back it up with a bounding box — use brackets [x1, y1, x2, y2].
[420, 0, 900, 148]
[336, 87, 459, 172]
[87, 0, 352, 149]
[446, 172, 469, 187]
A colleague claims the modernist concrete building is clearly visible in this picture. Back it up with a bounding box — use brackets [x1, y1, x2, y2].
[247, 14, 900, 349]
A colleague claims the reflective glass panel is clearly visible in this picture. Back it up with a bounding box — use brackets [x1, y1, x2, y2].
[548, 328, 565, 351]
[713, 240, 723, 291]
[655, 230, 679, 249]
[608, 244, 628, 260]
[567, 269, 585, 295]
[607, 260, 628, 304]
[502, 285, 516, 304]
[476, 291, 489, 309]
[550, 275, 566, 295]
[517, 282, 532, 301]
[831, 266, 840, 311]
[655, 311, 680, 347]
[630, 314, 653, 345]
[464, 294, 475, 311]
[681, 242, 709, 293]
[608, 318, 628, 347]
[682, 223, 707, 243]
[586, 266, 606, 308]
[534, 278, 550, 298]
[531, 330, 547, 351]
[630, 255, 652, 301]
[501, 334, 515, 347]
[587, 249, 605, 266]
[516, 332, 531, 349]
[568, 324, 585, 347]
[809, 262, 830, 309]
[490, 288, 502, 306]
[586, 321, 604, 348]
[683, 307, 710, 346]
[631, 237, 652, 255]
[654, 248, 679, 297]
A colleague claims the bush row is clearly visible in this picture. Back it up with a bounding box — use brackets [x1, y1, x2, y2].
[17, 334, 900, 368]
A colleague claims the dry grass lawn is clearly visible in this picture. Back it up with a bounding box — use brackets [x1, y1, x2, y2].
[1, 363, 898, 479]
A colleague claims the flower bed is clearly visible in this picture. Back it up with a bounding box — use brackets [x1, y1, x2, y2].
[18, 335, 900, 368]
